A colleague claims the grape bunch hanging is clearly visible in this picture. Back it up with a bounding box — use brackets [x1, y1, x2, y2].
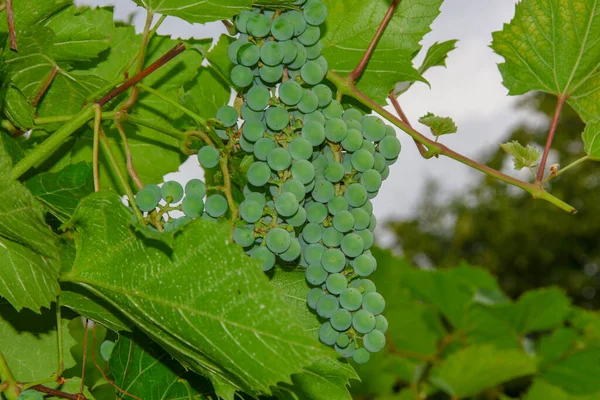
[133, 0, 401, 364]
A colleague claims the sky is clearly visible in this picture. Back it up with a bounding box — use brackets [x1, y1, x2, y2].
[76, 0, 530, 224]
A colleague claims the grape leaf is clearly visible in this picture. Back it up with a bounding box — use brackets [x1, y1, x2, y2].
[182, 67, 232, 123]
[499, 140, 542, 171]
[108, 333, 213, 400]
[429, 345, 536, 398]
[0, 304, 77, 382]
[540, 347, 600, 395]
[395, 39, 458, 96]
[0, 138, 61, 312]
[62, 192, 330, 398]
[4, 85, 35, 130]
[524, 379, 599, 400]
[24, 162, 94, 222]
[48, 378, 94, 400]
[504, 288, 571, 334]
[322, 0, 443, 104]
[418, 113, 458, 137]
[207, 35, 237, 89]
[133, 0, 250, 24]
[582, 121, 600, 160]
[492, 0, 600, 123]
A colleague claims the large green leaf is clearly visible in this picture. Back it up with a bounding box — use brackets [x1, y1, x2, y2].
[540, 346, 600, 395]
[524, 379, 599, 400]
[0, 304, 76, 382]
[492, 0, 600, 123]
[0, 138, 61, 312]
[3, 85, 35, 130]
[24, 162, 94, 222]
[62, 192, 329, 398]
[429, 345, 536, 398]
[60, 286, 130, 333]
[322, 0, 442, 104]
[182, 67, 232, 123]
[504, 288, 571, 334]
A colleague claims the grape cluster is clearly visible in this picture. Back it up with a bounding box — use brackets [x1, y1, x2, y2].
[211, 0, 401, 364]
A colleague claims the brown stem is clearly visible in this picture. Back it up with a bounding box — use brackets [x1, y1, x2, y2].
[6, 0, 17, 51]
[29, 385, 87, 400]
[92, 106, 102, 192]
[388, 93, 428, 157]
[347, 0, 401, 83]
[219, 154, 238, 221]
[114, 117, 144, 190]
[536, 95, 566, 183]
[95, 43, 186, 107]
[31, 66, 58, 107]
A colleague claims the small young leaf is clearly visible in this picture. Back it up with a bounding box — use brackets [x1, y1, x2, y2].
[499, 141, 541, 171]
[418, 112, 458, 137]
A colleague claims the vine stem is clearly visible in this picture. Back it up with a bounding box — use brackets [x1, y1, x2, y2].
[0, 351, 19, 400]
[56, 297, 64, 377]
[219, 154, 238, 221]
[536, 95, 567, 183]
[92, 105, 102, 192]
[137, 83, 207, 127]
[29, 385, 86, 400]
[388, 93, 428, 157]
[6, 0, 16, 51]
[544, 155, 589, 183]
[347, 0, 401, 83]
[327, 71, 576, 214]
[114, 118, 144, 190]
[31, 66, 58, 107]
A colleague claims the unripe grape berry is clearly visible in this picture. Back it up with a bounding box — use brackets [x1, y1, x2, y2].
[251, 247, 276, 271]
[198, 146, 220, 169]
[161, 181, 184, 203]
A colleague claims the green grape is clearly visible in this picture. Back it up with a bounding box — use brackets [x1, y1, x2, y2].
[375, 315, 389, 334]
[267, 148, 292, 171]
[341, 129, 364, 152]
[291, 159, 316, 184]
[234, 227, 255, 247]
[145, 184, 162, 199]
[322, 227, 343, 248]
[378, 135, 402, 160]
[315, 55, 328, 75]
[328, 196, 348, 216]
[282, 179, 306, 201]
[246, 86, 271, 111]
[288, 42, 308, 69]
[321, 248, 346, 273]
[281, 237, 301, 261]
[288, 137, 313, 161]
[260, 41, 284, 66]
[281, 40, 299, 64]
[302, 222, 323, 243]
[239, 199, 263, 223]
[331, 211, 354, 233]
[362, 115, 386, 142]
[279, 80, 303, 106]
[304, 0, 328, 25]
[205, 194, 228, 217]
[323, 162, 344, 183]
[322, 99, 343, 119]
[350, 278, 377, 294]
[185, 179, 206, 198]
[351, 208, 370, 230]
[352, 347, 370, 364]
[326, 272, 348, 295]
[260, 64, 284, 84]
[216, 106, 238, 127]
[100, 340, 115, 361]
[330, 309, 352, 332]
[253, 138, 276, 161]
[336, 333, 350, 348]
[135, 187, 160, 212]
[344, 183, 368, 207]
[298, 89, 319, 114]
[231, 65, 254, 87]
[275, 192, 299, 217]
[271, 15, 294, 41]
[307, 287, 325, 309]
[369, 214, 377, 231]
[265, 106, 290, 131]
[316, 294, 339, 318]
[385, 125, 396, 136]
[347, 120, 362, 131]
[306, 202, 328, 223]
[381, 165, 390, 180]
[300, 60, 324, 85]
[266, 227, 292, 253]
[245, 190, 267, 205]
[362, 292, 385, 315]
[286, 10, 307, 36]
[373, 152, 387, 173]
[361, 199, 374, 214]
[18, 390, 44, 400]
[362, 139, 376, 154]
[311, 179, 334, 203]
[299, 25, 321, 47]
[228, 38, 247, 64]
[235, 10, 254, 33]
[357, 229, 374, 250]
[251, 247, 276, 271]
[182, 195, 204, 218]
[241, 120, 264, 143]
[335, 343, 356, 358]
[306, 263, 328, 285]
[240, 135, 255, 152]
[247, 13, 271, 38]
[324, 119, 347, 143]
[198, 146, 220, 169]
[237, 43, 260, 66]
[353, 309, 376, 334]
[341, 233, 364, 258]
[306, 41, 323, 60]
[241, 103, 264, 122]
[351, 149, 375, 172]
[339, 287, 362, 311]
[287, 206, 307, 227]
[303, 243, 325, 265]
[312, 84, 332, 107]
[304, 110, 326, 124]
[263, 10, 276, 19]
[360, 169, 382, 193]
[319, 321, 339, 346]
[301, 120, 326, 146]
[363, 329, 386, 353]
[352, 253, 376, 276]
[343, 108, 363, 121]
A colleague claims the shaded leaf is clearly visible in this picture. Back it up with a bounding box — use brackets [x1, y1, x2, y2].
[182, 67, 232, 123]
[500, 140, 541, 171]
[540, 346, 600, 395]
[207, 35, 236, 89]
[582, 121, 600, 160]
[4, 85, 34, 130]
[418, 112, 458, 137]
[524, 379, 599, 400]
[536, 328, 578, 364]
[507, 288, 571, 334]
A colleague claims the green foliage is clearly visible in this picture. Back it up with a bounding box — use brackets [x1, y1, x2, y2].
[418, 112, 458, 138]
[499, 140, 541, 171]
